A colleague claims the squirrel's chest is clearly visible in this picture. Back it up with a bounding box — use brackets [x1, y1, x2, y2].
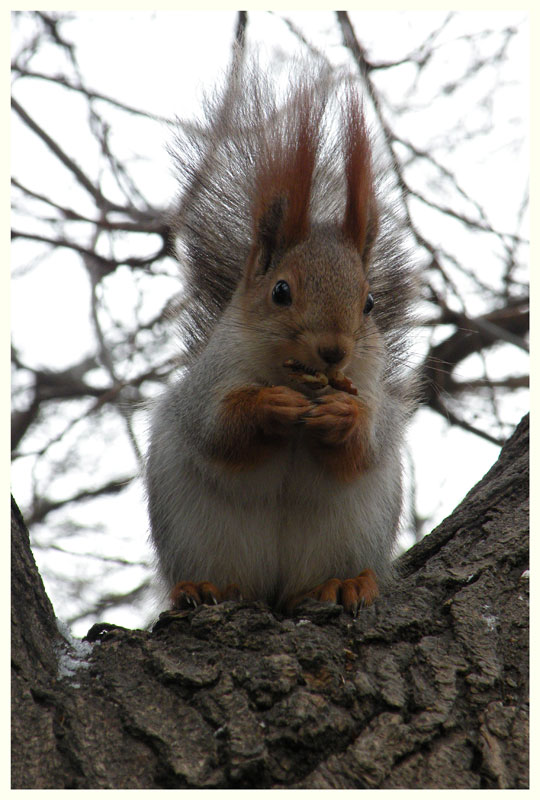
[212, 436, 341, 508]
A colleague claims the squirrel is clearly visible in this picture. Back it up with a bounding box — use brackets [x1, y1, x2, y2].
[145, 53, 417, 616]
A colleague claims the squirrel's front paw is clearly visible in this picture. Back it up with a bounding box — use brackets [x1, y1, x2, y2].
[257, 385, 313, 437]
[304, 392, 364, 445]
[170, 581, 242, 609]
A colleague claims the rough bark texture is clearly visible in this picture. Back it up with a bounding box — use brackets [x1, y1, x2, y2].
[11, 415, 529, 789]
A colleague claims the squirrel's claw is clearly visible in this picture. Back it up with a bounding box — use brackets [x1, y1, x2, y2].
[170, 580, 242, 609]
[170, 580, 216, 609]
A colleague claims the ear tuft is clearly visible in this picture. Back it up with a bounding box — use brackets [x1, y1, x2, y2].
[341, 87, 379, 265]
[251, 81, 325, 263]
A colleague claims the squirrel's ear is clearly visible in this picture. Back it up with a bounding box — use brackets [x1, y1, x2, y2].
[341, 90, 379, 268]
[254, 195, 287, 274]
[247, 84, 322, 280]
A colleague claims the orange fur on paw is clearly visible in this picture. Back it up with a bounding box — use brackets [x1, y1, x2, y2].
[255, 385, 313, 436]
[170, 580, 242, 609]
[218, 385, 311, 468]
[291, 569, 379, 616]
[306, 394, 371, 481]
[304, 392, 361, 445]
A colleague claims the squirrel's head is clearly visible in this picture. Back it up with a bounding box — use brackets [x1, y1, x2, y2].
[238, 224, 382, 391]
[235, 84, 382, 390]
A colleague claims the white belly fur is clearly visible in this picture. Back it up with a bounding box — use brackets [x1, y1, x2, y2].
[151, 431, 401, 607]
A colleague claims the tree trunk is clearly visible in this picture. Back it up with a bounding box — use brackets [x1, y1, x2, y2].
[11, 415, 529, 789]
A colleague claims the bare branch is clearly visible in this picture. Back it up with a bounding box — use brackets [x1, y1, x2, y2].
[26, 476, 134, 528]
[67, 578, 153, 626]
[11, 96, 121, 214]
[12, 178, 168, 234]
[11, 65, 175, 125]
[11, 229, 169, 275]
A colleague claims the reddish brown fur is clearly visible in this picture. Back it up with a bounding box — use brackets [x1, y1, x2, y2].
[219, 386, 372, 480]
[171, 580, 241, 608]
[248, 82, 377, 276]
[341, 87, 379, 263]
[252, 86, 324, 255]
[217, 387, 279, 469]
[287, 569, 379, 614]
[217, 385, 311, 469]
[306, 395, 372, 482]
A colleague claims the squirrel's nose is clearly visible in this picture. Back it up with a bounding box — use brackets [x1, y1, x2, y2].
[318, 345, 346, 366]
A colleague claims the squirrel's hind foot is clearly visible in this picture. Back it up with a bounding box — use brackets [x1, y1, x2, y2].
[289, 569, 379, 617]
[170, 580, 242, 610]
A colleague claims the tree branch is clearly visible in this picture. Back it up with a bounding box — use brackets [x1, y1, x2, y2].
[11, 415, 529, 788]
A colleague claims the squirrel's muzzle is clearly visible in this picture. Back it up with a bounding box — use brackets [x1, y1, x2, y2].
[318, 344, 347, 366]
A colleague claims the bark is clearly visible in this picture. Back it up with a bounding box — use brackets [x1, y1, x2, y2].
[11, 415, 529, 789]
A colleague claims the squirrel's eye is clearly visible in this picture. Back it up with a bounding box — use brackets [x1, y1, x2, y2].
[363, 292, 374, 315]
[272, 280, 292, 307]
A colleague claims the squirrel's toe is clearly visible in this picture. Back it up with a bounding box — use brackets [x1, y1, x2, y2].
[291, 569, 379, 616]
[170, 580, 242, 609]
